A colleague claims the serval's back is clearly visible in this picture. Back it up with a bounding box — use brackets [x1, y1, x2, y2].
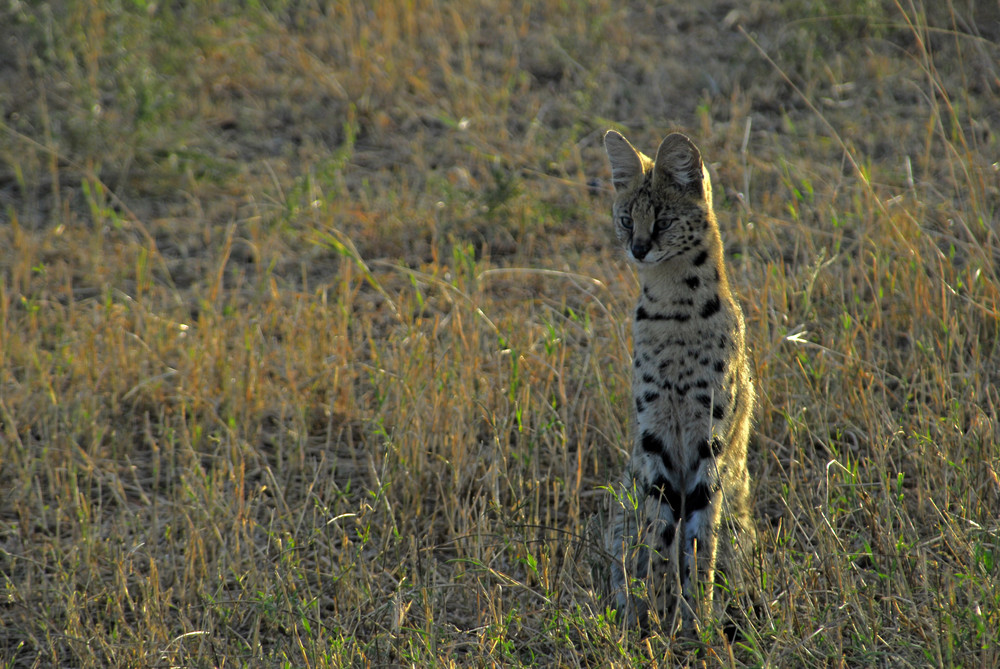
[603, 130, 755, 633]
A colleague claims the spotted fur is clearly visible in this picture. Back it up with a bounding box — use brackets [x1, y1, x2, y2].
[604, 130, 756, 633]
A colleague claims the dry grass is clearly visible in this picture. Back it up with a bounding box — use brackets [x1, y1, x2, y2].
[1, 0, 999, 666]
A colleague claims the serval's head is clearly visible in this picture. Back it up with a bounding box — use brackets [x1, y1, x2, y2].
[604, 130, 714, 266]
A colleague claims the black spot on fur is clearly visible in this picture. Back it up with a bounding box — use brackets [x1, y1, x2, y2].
[684, 275, 700, 290]
[643, 391, 660, 404]
[695, 394, 713, 410]
[693, 250, 708, 266]
[695, 437, 725, 461]
[650, 476, 682, 517]
[700, 295, 721, 318]
[660, 448, 674, 472]
[637, 306, 690, 322]
[697, 439, 712, 460]
[714, 360, 725, 373]
[685, 481, 719, 517]
[641, 431, 665, 455]
[661, 523, 676, 548]
[713, 404, 726, 420]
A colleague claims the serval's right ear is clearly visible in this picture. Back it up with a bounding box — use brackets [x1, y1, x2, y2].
[653, 133, 704, 190]
[604, 130, 643, 193]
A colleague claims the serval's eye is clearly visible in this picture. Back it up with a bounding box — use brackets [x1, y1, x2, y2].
[654, 216, 675, 233]
[618, 214, 633, 231]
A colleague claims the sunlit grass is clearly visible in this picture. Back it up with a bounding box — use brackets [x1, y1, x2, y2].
[1, 0, 998, 666]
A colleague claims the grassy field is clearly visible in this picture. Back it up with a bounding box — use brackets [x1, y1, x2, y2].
[1, 0, 999, 666]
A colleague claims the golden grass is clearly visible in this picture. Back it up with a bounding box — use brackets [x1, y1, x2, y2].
[1, 0, 998, 666]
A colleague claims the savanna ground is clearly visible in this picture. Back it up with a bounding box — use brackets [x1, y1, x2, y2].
[1, 1, 999, 666]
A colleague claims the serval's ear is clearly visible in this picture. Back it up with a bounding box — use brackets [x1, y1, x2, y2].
[653, 133, 705, 194]
[604, 130, 644, 192]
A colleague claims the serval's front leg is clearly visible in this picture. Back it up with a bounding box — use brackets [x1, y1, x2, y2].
[607, 471, 650, 628]
[679, 477, 723, 633]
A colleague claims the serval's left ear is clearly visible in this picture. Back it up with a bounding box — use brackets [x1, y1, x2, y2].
[653, 133, 705, 194]
[604, 130, 644, 193]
